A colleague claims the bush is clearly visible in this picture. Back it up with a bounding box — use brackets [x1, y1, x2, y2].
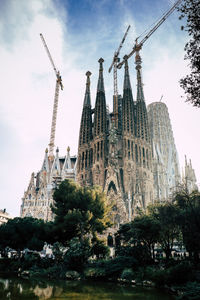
[166, 262, 194, 285]
[64, 238, 91, 271]
[151, 269, 167, 287]
[115, 245, 152, 266]
[176, 282, 200, 300]
[84, 267, 106, 279]
[88, 256, 138, 280]
[120, 268, 135, 282]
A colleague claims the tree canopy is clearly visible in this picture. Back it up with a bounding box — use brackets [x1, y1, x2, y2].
[52, 180, 111, 245]
[178, 0, 200, 106]
[0, 217, 46, 251]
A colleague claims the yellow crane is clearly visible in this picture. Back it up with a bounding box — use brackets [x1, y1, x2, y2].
[117, 0, 182, 69]
[40, 33, 63, 159]
[108, 25, 131, 128]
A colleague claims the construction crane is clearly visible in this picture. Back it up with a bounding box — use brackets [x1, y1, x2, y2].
[40, 33, 63, 159]
[108, 25, 130, 128]
[117, 0, 182, 69]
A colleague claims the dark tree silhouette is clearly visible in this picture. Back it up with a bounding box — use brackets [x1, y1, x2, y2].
[178, 0, 200, 106]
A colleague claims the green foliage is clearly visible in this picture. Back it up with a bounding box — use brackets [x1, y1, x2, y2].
[52, 180, 111, 245]
[120, 268, 135, 282]
[166, 261, 194, 285]
[130, 215, 160, 260]
[178, 0, 200, 107]
[116, 215, 160, 262]
[64, 237, 91, 271]
[86, 256, 137, 280]
[174, 190, 200, 261]
[176, 282, 200, 300]
[116, 244, 151, 266]
[148, 202, 180, 260]
[0, 217, 46, 251]
[91, 239, 110, 259]
[52, 242, 65, 263]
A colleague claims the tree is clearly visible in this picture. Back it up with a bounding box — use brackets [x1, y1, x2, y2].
[149, 202, 181, 261]
[174, 189, 200, 262]
[52, 180, 111, 245]
[178, 0, 200, 106]
[91, 238, 110, 259]
[116, 216, 160, 261]
[0, 217, 46, 252]
[131, 215, 161, 261]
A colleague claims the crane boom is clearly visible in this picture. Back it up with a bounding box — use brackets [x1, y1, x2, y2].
[108, 25, 131, 73]
[108, 25, 130, 128]
[117, 0, 182, 69]
[40, 33, 63, 159]
[40, 33, 58, 76]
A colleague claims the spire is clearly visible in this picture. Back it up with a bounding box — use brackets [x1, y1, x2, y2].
[51, 147, 61, 175]
[135, 53, 145, 102]
[94, 58, 107, 137]
[135, 52, 150, 142]
[122, 55, 135, 135]
[97, 58, 105, 93]
[123, 55, 132, 90]
[78, 72, 93, 146]
[64, 146, 72, 170]
[42, 148, 49, 173]
[84, 71, 92, 106]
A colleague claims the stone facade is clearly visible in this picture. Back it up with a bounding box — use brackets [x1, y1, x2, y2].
[77, 55, 154, 229]
[20, 147, 76, 221]
[147, 102, 180, 201]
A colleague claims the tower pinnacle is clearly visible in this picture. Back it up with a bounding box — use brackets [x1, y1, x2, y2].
[123, 55, 132, 91]
[97, 58, 105, 92]
[122, 55, 135, 135]
[84, 71, 92, 106]
[135, 52, 145, 102]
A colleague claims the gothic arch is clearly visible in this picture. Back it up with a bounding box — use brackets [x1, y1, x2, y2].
[108, 181, 117, 195]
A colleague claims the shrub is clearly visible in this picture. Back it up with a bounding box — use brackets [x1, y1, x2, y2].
[166, 261, 194, 285]
[176, 282, 200, 300]
[64, 238, 91, 271]
[120, 268, 135, 282]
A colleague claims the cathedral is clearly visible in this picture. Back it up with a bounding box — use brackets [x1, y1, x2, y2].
[20, 53, 197, 226]
[76, 54, 154, 227]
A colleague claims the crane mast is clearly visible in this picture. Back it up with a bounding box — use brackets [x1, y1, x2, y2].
[117, 0, 182, 69]
[40, 33, 63, 159]
[108, 25, 130, 128]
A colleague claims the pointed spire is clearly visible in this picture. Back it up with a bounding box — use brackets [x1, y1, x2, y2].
[42, 148, 49, 173]
[66, 146, 72, 169]
[123, 55, 132, 90]
[84, 71, 92, 107]
[51, 147, 61, 174]
[135, 52, 150, 142]
[97, 58, 105, 93]
[78, 72, 93, 146]
[122, 55, 135, 135]
[135, 53, 145, 102]
[94, 58, 107, 137]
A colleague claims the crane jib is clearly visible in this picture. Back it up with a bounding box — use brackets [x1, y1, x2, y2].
[117, 0, 182, 68]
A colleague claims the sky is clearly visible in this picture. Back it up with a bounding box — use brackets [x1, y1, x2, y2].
[0, 0, 199, 217]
